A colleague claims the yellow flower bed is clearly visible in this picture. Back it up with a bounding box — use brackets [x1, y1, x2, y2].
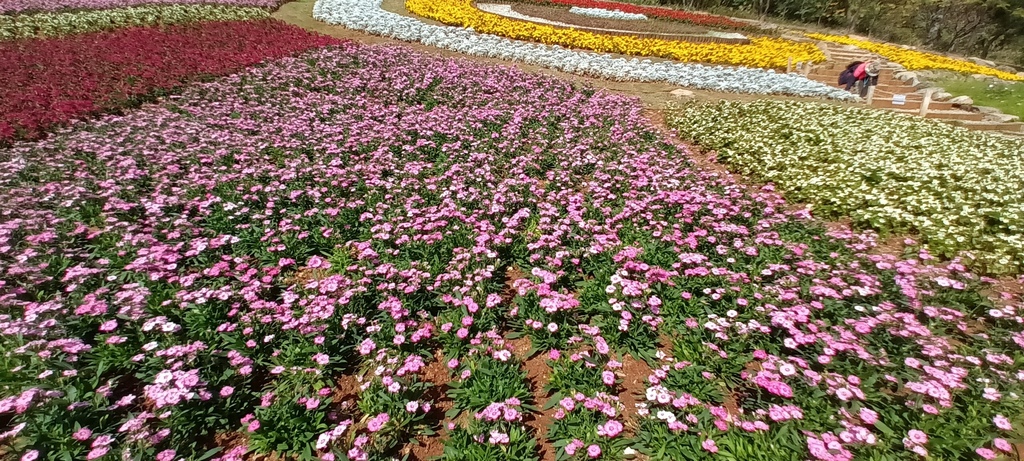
[406, 0, 825, 69]
[807, 33, 1023, 82]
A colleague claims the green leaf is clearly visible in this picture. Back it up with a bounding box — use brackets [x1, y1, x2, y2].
[196, 448, 223, 461]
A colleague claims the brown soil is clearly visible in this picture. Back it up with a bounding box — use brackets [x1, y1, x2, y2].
[512, 3, 709, 35]
[331, 373, 361, 409]
[507, 336, 558, 461]
[503, 264, 528, 305]
[215, 431, 250, 451]
[405, 350, 455, 461]
[617, 355, 653, 424]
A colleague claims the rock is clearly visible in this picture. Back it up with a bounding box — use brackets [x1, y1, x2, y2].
[670, 89, 695, 99]
[949, 95, 974, 105]
[933, 91, 953, 101]
[1017, 72, 1024, 79]
[991, 113, 1021, 123]
[969, 57, 997, 67]
[894, 71, 917, 82]
[971, 73, 992, 81]
[996, 65, 1017, 73]
[975, 106, 1002, 115]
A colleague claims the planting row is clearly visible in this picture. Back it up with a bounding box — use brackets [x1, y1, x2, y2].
[312, 0, 850, 98]
[0, 4, 269, 40]
[526, 0, 747, 28]
[0, 0, 282, 14]
[668, 99, 1024, 275]
[3, 42, 1023, 461]
[0, 19, 339, 143]
[406, 0, 823, 69]
[807, 33, 1023, 82]
[568, 6, 647, 21]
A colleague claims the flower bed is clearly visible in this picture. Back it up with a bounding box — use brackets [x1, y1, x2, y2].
[0, 19, 339, 143]
[0, 4, 270, 40]
[0, 0, 281, 14]
[530, 0, 747, 29]
[3, 42, 1023, 461]
[407, 0, 823, 69]
[807, 33, 1023, 82]
[568, 6, 646, 21]
[512, 3, 710, 37]
[312, 0, 850, 98]
[668, 99, 1024, 274]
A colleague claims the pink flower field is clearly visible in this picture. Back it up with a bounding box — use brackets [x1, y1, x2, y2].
[1, 42, 1022, 461]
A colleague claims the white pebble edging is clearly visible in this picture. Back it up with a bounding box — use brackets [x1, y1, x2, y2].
[312, 0, 855, 99]
[569, 6, 647, 20]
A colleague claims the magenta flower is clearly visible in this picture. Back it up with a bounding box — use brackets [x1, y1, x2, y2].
[975, 448, 996, 460]
[702, 439, 718, 453]
[587, 444, 602, 458]
[993, 415, 1013, 431]
[907, 430, 928, 445]
[367, 413, 390, 432]
[597, 420, 623, 438]
[72, 427, 92, 441]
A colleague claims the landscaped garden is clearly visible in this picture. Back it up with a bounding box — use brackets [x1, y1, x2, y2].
[2, 1, 1023, 461]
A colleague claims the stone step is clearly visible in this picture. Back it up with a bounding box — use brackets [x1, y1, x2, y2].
[808, 77, 915, 94]
[870, 97, 955, 111]
[962, 121, 1024, 132]
[890, 109, 987, 121]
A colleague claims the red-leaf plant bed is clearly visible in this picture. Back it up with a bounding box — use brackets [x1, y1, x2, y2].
[0, 19, 341, 144]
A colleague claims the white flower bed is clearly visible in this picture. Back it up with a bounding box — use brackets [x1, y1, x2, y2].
[568, 6, 647, 20]
[312, 0, 855, 98]
[669, 100, 1024, 274]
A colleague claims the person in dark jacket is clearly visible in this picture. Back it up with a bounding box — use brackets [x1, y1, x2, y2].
[839, 60, 881, 98]
[838, 61, 862, 91]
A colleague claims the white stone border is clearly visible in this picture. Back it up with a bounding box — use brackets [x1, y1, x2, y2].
[569, 6, 647, 21]
[312, 0, 855, 98]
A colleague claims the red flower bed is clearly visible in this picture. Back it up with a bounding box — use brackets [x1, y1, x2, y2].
[537, 0, 749, 28]
[0, 19, 341, 143]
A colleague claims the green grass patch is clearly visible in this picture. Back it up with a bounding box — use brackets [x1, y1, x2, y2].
[934, 77, 1024, 119]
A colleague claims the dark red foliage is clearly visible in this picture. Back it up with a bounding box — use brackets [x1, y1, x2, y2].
[536, 0, 750, 29]
[0, 19, 341, 143]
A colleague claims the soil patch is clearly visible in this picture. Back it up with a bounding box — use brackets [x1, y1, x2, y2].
[617, 354, 653, 425]
[508, 336, 558, 461]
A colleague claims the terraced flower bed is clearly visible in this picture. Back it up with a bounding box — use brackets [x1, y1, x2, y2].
[407, 0, 822, 68]
[3, 43, 1023, 461]
[511, 3, 711, 36]
[668, 100, 1024, 274]
[524, 0, 748, 29]
[0, 19, 339, 143]
[807, 33, 1023, 82]
[313, 0, 851, 98]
